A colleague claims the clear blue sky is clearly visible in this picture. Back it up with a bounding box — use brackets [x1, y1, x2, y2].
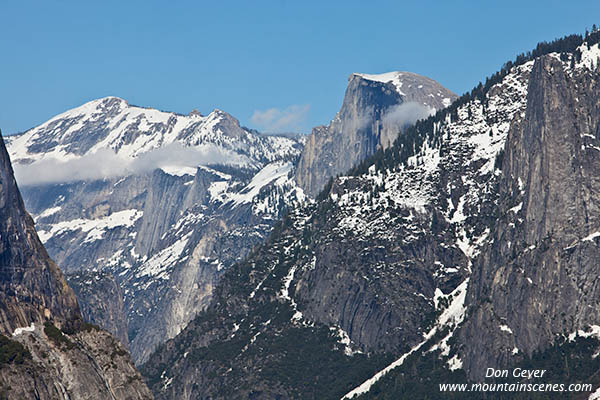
[1, 1, 599, 135]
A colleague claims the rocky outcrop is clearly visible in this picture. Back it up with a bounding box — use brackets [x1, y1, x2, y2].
[459, 51, 600, 379]
[1, 326, 152, 400]
[295, 71, 456, 197]
[0, 131, 153, 399]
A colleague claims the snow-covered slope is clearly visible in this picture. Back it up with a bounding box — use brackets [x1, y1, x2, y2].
[8, 96, 298, 166]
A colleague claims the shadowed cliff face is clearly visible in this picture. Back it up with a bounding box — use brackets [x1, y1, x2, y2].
[0, 134, 81, 334]
[459, 54, 600, 380]
[295, 72, 456, 197]
[0, 132, 153, 399]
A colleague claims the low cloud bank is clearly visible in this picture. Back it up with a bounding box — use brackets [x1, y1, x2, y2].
[13, 143, 249, 186]
[383, 101, 435, 128]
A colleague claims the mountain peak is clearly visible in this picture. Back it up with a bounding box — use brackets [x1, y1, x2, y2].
[45, 96, 127, 124]
[93, 95, 127, 103]
[8, 100, 258, 165]
[7, 97, 304, 188]
[295, 70, 457, 197]
[352, 71, 456, 108]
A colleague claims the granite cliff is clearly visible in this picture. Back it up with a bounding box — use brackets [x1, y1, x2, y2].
[0, 132, 153, 399]
[295, 71, 457, 197]
[459, 43, 600, 380]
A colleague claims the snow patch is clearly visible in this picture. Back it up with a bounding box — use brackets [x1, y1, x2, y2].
[331, 326, 362, 356]
[568, 325, 600, 341]
[589, 386, 600, 400]
[447, 354, 463, 371]
[230, 161, 293, 206]
[354, 71, 407, 95]
[35, 206, 62, 221]
[509, 202, 523, 214]
[279, 265, 297, 301]
[583, 232, 600, 242]
[160, 165, 198, 177]
[12, 323, 35, 336]
[136, 231, 192, 279]
[578, 42, 600, 71]
[37, 209, 142, 244]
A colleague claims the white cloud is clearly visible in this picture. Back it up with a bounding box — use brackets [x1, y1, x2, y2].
[13, 143, 249, 186]
[382, 101, 435, 128]
[251, 104, 310, 133]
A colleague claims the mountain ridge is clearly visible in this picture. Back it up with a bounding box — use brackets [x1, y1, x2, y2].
[6, 98, 307, 364]
[6, 68, 456, 366]
[141, 29, 600, 399]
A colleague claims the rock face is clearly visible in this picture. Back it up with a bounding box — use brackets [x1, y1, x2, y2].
[68, 270, 130, 347]
[142, 34, 600, 399]
[6, 78, 453, 365]
[295, 71, 457, 197]
[459, 47, 600, 379]
[0, 135, 81, 334]
[1, 326, 153, 400]
[7, 97, 305, 363]
[0, 132, 153, 399]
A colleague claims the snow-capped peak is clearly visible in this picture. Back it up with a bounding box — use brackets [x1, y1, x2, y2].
[353, 71, 406, 82]
[44, 96, 127, 124]
[7, 98, 301, 172]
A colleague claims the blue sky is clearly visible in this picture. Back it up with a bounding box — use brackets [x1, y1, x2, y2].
[1, 1, 599, 135]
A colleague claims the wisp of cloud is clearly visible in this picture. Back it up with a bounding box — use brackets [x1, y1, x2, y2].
[251, 104, 310, 133]
[382, 101, 435, 129]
